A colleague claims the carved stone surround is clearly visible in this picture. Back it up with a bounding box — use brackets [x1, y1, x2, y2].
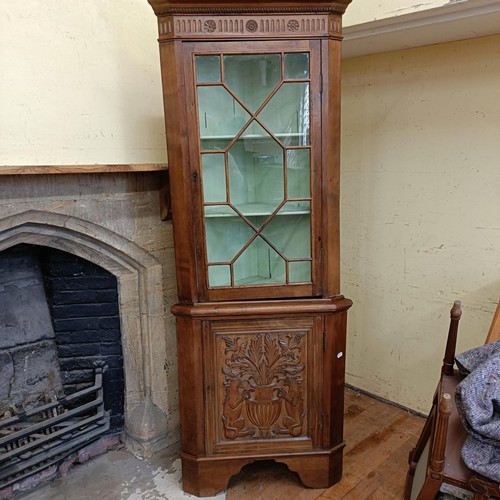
[0, 173, 178, 458]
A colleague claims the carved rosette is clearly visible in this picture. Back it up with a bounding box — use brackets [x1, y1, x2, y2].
[245, 19, 258, 32]
[204, 20, 216, 33]
[220, 332, 306, 440]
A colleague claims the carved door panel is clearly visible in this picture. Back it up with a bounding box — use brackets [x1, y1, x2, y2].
[204, 316, 324, 455]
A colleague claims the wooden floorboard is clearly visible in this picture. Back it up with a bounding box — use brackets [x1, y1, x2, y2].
[226, 387, 425, 499]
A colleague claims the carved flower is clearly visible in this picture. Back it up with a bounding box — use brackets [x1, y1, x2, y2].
[287, 19, 300, 32]
[223, 333, 304, 388]
[204, 20, 216, 33]
[245, 20, 258, 33]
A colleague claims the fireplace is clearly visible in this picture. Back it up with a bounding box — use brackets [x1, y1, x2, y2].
[0, 171, 178, 490]
[0, 244, 125, 431]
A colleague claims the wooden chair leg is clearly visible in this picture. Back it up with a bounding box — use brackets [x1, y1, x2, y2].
[429, 392, 452, 474]
[416, 478, 442, 500]
[404, 404, 436, 500]
[415, 392, 453, 500]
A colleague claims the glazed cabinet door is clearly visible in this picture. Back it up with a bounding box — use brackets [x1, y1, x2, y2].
[184, 40, 322, 301]
[203, 316, 324, 455]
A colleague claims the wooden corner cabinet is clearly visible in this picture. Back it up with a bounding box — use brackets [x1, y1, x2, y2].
[147, 1, 353, 496]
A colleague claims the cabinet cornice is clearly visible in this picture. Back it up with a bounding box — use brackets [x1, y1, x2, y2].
[148, 1, 352, 16]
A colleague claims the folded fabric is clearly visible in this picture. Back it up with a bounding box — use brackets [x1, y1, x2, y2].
[455, 340, 500, 482]
[455, 339, 500, 374]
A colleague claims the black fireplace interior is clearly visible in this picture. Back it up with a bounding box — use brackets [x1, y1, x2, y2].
[0, 244, 124, 433]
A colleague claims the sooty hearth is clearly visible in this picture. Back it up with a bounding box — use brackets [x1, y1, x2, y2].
[0, 244, 124, 433]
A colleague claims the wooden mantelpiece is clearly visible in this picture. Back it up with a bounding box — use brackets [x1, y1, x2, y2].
[0, 164, 172, 220]
[0, 164, 168, 175]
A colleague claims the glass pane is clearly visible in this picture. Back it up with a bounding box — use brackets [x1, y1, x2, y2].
[197, 52, 315, 290]
[289, 261, 311, 283]
[258, 83, 310, 146]
[196, 56, 221, 83]
[233, 236, 286, 285]
[224, 54, 281, 112]
[198, 86, 251, 150]
[261, 202, 311, 259]
[208, 265, 231, 287]
[202, 154, 226, 203]
[205, 207, 255, 263]
[229, 122, 284, 213]
[287, 149, 310, 199]
[284, 53, 309, 80]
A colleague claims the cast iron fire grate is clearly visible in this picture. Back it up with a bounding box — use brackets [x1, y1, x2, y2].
[0, 363, 110, 488]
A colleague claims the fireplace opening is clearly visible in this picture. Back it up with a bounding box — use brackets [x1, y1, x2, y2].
[0, 210, 172, 497]
[0, 243, 129, 490]
[0, 243, 125, 432]
[0, 243, 125, 488]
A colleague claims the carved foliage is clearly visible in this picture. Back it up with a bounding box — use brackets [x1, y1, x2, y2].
[221, 332, 306, 439]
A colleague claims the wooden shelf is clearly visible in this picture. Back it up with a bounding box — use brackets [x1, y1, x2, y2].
[205, 202, 310, 218]
[0, 164, 168, 176]
[201, 133, 307, 141]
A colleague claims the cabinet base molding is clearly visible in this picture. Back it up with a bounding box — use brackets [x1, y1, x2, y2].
[180, 446, 345, 497]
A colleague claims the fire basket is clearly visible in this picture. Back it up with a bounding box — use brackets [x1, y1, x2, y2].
[0, 365, 110, 489]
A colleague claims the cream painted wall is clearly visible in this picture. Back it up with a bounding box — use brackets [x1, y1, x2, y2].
[344, 0, 450, 25]
[2, 1, 500, 413]
[0, 0, 166, 165]
[341, 34, 500, 413]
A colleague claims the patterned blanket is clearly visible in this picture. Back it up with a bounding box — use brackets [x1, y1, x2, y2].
[455, 339, 500, 481]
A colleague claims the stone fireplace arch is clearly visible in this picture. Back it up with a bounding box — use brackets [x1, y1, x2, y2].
[0, 210, 170, 457]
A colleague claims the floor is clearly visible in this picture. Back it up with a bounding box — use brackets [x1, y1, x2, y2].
[16, 388, 425, 500]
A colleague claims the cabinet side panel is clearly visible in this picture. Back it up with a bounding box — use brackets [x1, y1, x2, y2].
[310, 315, 325, 442]
[322, 309, 348, 450]
[158, 41, 198, 302]
[320, 36, 342, 296]
[176, 316, 206, 455]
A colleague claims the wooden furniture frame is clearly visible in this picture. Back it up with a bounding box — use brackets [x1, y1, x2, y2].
[404, 301, 500, 500]
[147, 0, 353, 496]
